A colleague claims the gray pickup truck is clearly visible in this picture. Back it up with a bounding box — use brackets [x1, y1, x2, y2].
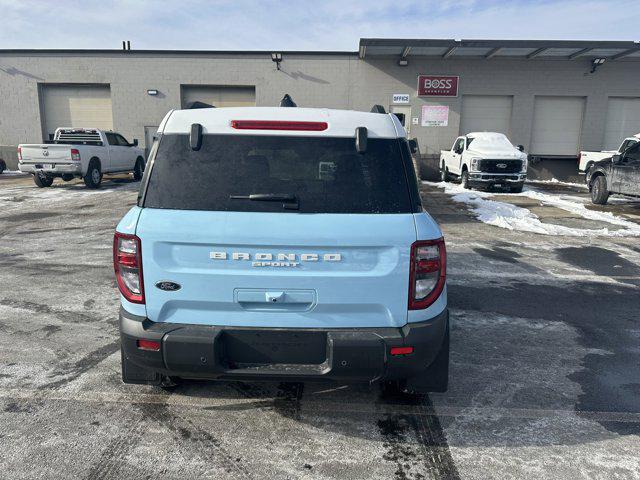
[588, 141, 640, 204]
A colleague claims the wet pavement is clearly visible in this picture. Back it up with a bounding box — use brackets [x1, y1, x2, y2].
[0, 175, 639, 479]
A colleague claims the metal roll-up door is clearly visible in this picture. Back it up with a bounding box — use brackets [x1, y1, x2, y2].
[41, 85, 113, 140]
[460, 95, 513, 136]
[603, 98, 640, 150]
[531, 96, 585, 156]
[181, 86, 256, 109]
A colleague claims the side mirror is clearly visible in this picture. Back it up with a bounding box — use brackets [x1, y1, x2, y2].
[408, 139, 418, 154]
[517, 144, 524, 152]
[355, 127, 368, 154]
[132, 139, 139, 147]
[612, 154, 622, 164]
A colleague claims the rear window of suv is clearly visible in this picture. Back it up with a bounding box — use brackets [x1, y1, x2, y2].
[142, 134, 414, 214]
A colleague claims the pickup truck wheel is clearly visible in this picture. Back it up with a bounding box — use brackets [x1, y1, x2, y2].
[440, 164, 450, 182]
[0, 159, 6, 174]
[133, 157, 144, 181]
[591, 175, 610, 205]
[34, 172, 53, 188]
[83, 160, 102, 189]
[461, 170, 470, 189]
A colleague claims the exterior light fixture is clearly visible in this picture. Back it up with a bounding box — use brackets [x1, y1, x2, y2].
[147, 89, 159, 96]
[271, 52, 283, 70]
[590, 58, 606, 74]
[398, 59, 408, 67]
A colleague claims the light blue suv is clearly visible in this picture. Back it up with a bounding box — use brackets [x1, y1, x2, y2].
[114, 105, 449, 392]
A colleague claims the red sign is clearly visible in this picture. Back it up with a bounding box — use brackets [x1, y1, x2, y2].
[417, 75, 459, 97]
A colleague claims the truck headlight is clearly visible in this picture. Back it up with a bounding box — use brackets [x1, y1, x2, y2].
[521, 158, 528, 173]
[470, 157, 482, 172]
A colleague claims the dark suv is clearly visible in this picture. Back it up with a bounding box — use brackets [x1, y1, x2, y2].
[588, 141, 640, 205]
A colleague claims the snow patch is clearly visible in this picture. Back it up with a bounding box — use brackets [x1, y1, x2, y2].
[526, 178, 587, 189]
[424, 181, 640, 237]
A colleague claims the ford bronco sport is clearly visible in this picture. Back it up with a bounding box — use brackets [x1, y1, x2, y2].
[114, 105, 449, 392]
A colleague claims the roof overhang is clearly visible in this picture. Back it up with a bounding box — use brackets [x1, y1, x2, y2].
[359, 38, 640, 61]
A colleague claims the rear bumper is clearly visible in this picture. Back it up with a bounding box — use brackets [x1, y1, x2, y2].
[18, 162, 82, 175]
[120, 307, 448, 383]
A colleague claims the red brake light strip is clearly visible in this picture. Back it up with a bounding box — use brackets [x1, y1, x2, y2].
[231, 120, 328, 131]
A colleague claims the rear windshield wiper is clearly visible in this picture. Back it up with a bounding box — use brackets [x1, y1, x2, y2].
[229, 193, 299, 210]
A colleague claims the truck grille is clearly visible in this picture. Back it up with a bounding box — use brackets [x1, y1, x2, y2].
[479, 159, 522, 174]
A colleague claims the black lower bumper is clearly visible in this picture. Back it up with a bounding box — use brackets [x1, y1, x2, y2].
[119, 308, 448, 384]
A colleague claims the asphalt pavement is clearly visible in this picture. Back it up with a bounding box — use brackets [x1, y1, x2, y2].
[0, 174, 639, 479]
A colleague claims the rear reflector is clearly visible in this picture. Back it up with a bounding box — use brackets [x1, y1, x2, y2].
[390, 346, 414, 356]
[231, 120, 328, 131]
[137, 339, 160, 351]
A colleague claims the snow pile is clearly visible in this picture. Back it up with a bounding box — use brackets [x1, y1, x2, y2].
[425, 181, 640, 237]
[526, 178, 587, 189]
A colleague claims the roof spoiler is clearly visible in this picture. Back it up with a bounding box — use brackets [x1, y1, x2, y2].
[280, 94, 297, 107]
[187, 101, 215, 109]
[370, 105, 386, 114]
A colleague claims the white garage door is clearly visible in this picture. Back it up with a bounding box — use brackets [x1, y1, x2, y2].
[181, 86, 256, 108]
[531, 96, 585, 156]
[603, 98, 640, 150]
[460, 95, 513, 136]
[42, 85, 113, 140]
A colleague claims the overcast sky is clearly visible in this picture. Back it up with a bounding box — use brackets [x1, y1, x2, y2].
[1, 0, 638, 50]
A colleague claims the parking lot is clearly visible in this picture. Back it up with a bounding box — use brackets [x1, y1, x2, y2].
[1, 173, 639, 480]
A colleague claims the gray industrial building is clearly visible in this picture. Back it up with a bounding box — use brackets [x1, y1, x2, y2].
[2, 38, 640, 175]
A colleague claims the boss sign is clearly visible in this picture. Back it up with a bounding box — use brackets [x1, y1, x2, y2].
[417, 75, 459, 97]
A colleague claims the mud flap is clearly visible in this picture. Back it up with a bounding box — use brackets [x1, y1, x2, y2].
[121, 348, 162, 385]
[405, 321, 449, 393]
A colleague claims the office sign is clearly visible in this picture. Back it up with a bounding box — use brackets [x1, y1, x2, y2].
[392, 94, 410, 104]
[417, 75, 459, 97]
[421, 105, 449, 127]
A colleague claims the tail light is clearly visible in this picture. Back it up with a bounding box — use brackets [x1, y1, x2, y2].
[71, 148, 81, 162]
[113, 232, 144, 304]
[17, 147, 22, 161]
[409, 238, 446, 310]
[231, 120, 328, 131]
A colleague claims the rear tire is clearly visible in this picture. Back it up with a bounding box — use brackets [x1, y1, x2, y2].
[83, 159, 102, 189]
[158, 376, 182, 391]
[0, 159, 6, 174]
[461, 170, 470, 189]
[591, 175, 609, 205]
[34, 172, 53, 188]
[133, 157, 144, 181]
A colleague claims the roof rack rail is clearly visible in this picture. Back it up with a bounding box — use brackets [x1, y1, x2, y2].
[370, 105, 386, 114]
[187, 101, 215, 109]
[280, 94, 297, 107]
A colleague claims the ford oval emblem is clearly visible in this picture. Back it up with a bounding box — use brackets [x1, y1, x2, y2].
[155, 281, 181, 292]
[496, 163, 507, 169]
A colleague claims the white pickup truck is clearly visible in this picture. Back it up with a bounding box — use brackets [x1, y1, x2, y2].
[579, 134, 640, 175]
[18, 128, 146, 188]
[440, 132, 527, 192]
